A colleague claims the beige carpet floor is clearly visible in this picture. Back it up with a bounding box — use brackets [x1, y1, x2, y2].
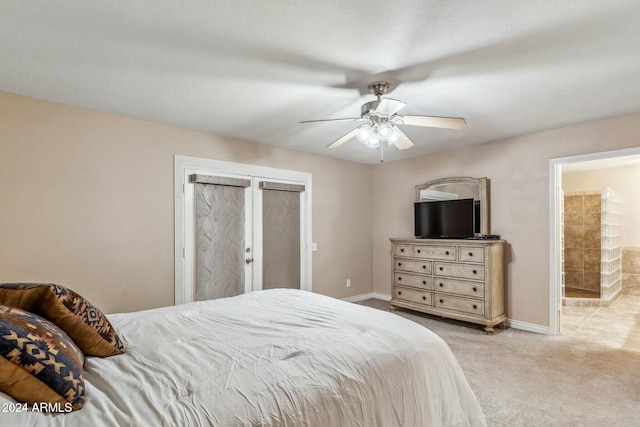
[357, 298, 640, 427]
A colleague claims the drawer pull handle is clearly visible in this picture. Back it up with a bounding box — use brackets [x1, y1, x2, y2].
[472, 269, 477, 274]
[473, 287, 477, 292]
[398, 291, 402, 295]
[439, 299, 444, 304]
[422, 265, 427, 269]
[439, 267, 443, 271]
[445, 251, 450, 255]
[422, 296, 426, 301]
[417, 249, 421, 253]
[400, 248, 404, 252]
[398, 277, 402, 281]
[439, 283, 444, 287]
[469, 252, 473, 256]
[422, 280, 427, 285]
[398, 262, 402, 267]
[473, 304, 478, 310]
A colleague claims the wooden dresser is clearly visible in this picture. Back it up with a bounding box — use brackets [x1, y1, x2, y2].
[390, 238, 506, 334]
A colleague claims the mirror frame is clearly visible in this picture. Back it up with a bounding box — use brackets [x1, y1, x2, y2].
[415, 176, 489, 236]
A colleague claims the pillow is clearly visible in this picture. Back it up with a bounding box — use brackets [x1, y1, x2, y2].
[0, 283, 124, 357]
[0, 305, 85, 411]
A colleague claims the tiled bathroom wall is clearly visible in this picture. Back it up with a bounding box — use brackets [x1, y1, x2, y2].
[564, 192, 602, 292]
[622, 247, 640, 294]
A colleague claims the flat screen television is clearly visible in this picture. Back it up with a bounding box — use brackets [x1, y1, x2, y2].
[414, 198, 475, 239]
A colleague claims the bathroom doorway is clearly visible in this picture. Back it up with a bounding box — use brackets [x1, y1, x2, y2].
[562, 187, 621, 305]
[550, 147, 640, 337]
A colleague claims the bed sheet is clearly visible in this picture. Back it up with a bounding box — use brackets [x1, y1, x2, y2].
[0, 289, 485, 427]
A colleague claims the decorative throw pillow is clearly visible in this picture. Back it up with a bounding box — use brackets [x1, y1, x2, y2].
[0, 305, 85, 411]
[0, 283, 124, 357]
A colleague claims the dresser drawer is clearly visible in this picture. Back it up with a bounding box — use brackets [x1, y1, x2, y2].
[394, 286, 432, 305]
[412, 245, 456, 260]
[434, 262, 485, 280]
[394, 273, 432, 290]
[433, 278, 485, 298]
[393, 244, 412, 256]
[390, 238, 505, 334]
[434, 294, 485, 316]
[394, 259, 431, 274]
[458, 247, 485, 263]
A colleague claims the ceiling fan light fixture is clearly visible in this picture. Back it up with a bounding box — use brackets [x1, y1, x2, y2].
[302, 80, 466, 155]
[391, 115, 404, 125]
[356, 123, 400, 148]
[356, 124, 380, 148]
[377, 123, 394, 138]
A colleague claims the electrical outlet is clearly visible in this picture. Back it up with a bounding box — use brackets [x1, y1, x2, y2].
[346, 279, 351, 288]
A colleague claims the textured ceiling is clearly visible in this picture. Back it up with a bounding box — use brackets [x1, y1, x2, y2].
[2, 1, 640, 164]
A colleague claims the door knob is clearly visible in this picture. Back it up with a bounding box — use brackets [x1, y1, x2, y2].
[245, 258, 254, 264]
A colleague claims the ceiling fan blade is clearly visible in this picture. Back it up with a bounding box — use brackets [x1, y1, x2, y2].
[400, 115, 466, 129]
[301, 118, 364, 124]
[391, 127, 414, 151]
[375, 98, 406, 116]
[327, 127, 361, 149]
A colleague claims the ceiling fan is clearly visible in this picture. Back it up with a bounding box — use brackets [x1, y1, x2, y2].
[301, 81, 466, 162]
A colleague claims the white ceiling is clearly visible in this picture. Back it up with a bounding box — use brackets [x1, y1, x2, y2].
[2, 1, 640, 164]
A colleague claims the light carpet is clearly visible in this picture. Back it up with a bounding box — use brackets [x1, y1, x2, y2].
[358, 299, 640, 427]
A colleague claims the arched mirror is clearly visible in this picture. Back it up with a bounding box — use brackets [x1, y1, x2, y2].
[415, 177, 489, 236]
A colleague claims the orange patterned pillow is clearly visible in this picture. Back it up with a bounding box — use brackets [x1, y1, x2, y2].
[0, 305, 85, 411]
[0, 283, 124, 357]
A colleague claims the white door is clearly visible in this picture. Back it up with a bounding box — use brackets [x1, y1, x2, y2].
[251, 177, 308, 292]
[190, 173, 253, 300]
[174, 156, 312, 304]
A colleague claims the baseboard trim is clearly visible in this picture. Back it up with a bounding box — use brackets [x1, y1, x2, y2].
[372, 292, 391, 301]
[507, 319, 551, 335]
[342, 293, 374, 303]
[342, 292, 391, 303]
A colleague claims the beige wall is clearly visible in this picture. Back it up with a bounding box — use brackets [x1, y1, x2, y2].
[0, 92, 373, 314]
[372, 113, 640, 327]
[563, 165, 640, 247]
[4, 90, 640, 328]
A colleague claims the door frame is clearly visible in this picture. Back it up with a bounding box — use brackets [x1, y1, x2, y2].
[174, 155, 312, 305]
[549, 146, 640, 335]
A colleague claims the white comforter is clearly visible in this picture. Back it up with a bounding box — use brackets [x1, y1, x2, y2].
[1, 289, 485, 427]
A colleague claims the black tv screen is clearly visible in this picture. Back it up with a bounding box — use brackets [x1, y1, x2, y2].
[414, 198, 475, 238]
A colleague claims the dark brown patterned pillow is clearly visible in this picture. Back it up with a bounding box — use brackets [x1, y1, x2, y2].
[0, 283, 124, 357]
[0, 305, 85, 411]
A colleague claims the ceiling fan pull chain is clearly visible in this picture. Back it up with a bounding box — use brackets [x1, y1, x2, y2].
[380, 139, 384, 163]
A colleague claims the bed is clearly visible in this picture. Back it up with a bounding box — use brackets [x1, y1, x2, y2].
[1, 289, 485, 426]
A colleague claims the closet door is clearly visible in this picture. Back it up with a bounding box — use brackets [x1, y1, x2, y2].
[175, 156, 312, 305]
[191, 174, 251, 301]
[257, 181, 305, 290]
